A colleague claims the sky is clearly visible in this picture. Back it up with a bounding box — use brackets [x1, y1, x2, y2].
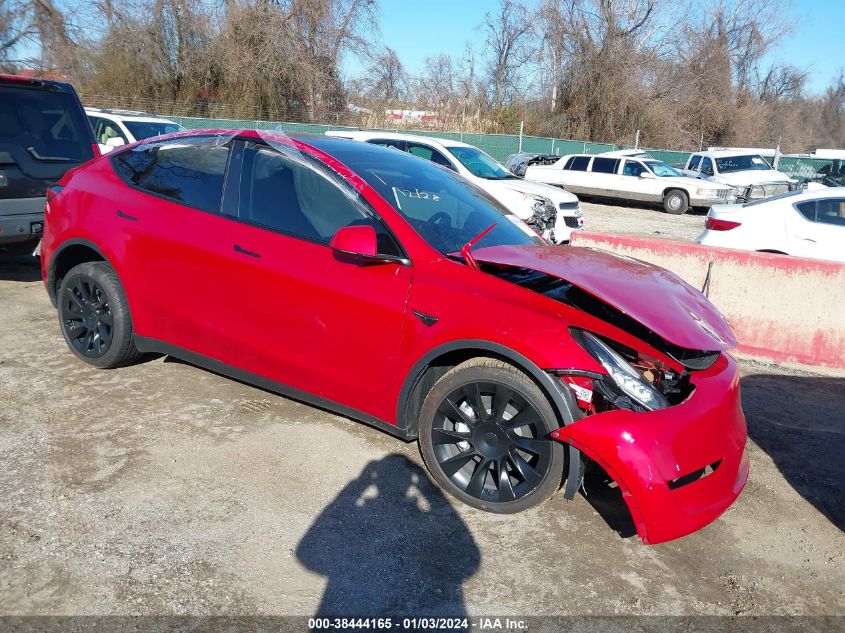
[343, 0, 843, 97]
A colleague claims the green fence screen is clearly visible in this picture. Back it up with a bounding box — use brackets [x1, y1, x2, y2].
[174, 115, 835, 180]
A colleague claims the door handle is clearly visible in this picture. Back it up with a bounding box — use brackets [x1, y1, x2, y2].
[116, 209, 137, 222]
[233, 244, 261, 258]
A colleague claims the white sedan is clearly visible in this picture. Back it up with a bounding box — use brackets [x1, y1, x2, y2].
[696, 188, 845, 263]
[325, 130, 583, 243]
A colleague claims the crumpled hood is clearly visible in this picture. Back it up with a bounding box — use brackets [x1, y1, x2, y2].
[473, 244, 737, 351]
[712, 170, 793, 186]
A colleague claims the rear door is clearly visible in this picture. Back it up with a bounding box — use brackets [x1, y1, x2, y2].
[0, 78, 95, 239]
[108, 135, 236, 353]
[791, 197, 845, 262]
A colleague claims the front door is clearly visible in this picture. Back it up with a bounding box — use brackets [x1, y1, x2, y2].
[214, 140, 413, 422]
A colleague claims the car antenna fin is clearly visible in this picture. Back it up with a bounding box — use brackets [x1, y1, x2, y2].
[460, 223, 497, 269]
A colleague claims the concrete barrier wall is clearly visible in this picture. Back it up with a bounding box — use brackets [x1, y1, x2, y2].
[570, 232, 845, 371]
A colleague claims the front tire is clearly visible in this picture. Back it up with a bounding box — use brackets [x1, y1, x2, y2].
[57, 261, 142, 368]
[418, 358, 565, 513]
[663, 189, 689, 214]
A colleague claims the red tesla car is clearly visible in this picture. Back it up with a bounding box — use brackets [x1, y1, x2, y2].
[41, 130, 748, 544]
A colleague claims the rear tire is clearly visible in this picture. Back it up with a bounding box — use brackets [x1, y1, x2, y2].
[57, 261, 142, 368]
[418, 358, 565, 513]
[663, 189, 689, 214]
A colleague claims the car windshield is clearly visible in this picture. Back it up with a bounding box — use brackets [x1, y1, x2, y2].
[0, 86, 94, 162]
[313, 140, 542, 255]
[716, 155, 772, 173]
[644, 160, 682, 177]
[124, 120, 184, 141]
[445, 145, 515, 180]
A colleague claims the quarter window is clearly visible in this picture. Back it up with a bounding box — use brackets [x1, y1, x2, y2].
[565, 156, 591, 171]
[815, 198, 845, 227]
[795, 200, 816, 221]
[237, 142, 403, 256]
[111, 137, 230, 213]
[591, 157, 619, 174]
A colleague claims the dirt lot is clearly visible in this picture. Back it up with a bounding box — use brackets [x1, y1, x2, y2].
[0, 252, 843, 620]
[580, 199, 706, 242]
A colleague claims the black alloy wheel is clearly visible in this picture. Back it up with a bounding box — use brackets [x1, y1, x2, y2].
[57, 261, 142, 368]
[419, 358, 565, 512]
[61, 276, 114, 358]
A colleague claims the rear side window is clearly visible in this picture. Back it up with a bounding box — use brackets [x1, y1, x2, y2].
[688, 155, 702, 170]
[111, 138, 230, 213]
[0, 85, 94, 162]
[564, 156, 590, 171]
[590, 157, 619, 174]
[815, 198, 845, 227]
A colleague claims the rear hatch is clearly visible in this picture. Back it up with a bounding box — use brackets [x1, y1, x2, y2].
[0, 76, 95, 216]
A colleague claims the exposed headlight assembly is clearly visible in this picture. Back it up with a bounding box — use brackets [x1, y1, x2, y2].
[696, 187, 721, 197]
[574, 330, 669, 411]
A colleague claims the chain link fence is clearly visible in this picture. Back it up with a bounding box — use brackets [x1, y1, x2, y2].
[83, 95, 837, 182]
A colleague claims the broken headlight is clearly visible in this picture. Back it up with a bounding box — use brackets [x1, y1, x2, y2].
[574, 330, 669, 411]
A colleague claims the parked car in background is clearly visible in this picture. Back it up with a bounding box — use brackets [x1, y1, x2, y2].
[697, 188, 845, 263]
[326, 130, 583, 243]
[42, 129, 748, 543]
[0, 74, 97, 254]
[504, 152, 559, 177]
[682, 149, 798, 202]
[524, 153, 733, 214]
[86, 108, 184, 154]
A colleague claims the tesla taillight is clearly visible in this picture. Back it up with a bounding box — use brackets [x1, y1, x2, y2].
[706, 217, 741, 231]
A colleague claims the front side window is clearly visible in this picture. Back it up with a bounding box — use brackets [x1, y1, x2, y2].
[111, 137, 230, 213]
[590, 157, 619, 174]
[565, 156, 591, 171]
[623, 160, 647, 177]
[444, 145, 511, 179]
[408, 143, 455, 171]
[237, 142, 403, 256]
[314, 141, 542, 255]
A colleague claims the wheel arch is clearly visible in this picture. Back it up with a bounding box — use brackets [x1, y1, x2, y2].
[396, 339, 580, 437]
[47, 239, 112, 307]
[397, 339, 584, 499]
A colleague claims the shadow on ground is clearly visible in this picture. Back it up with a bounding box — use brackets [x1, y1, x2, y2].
[296, 453, 480, 618]
[0, 251, 41, 282]
[742, 373, 844, 532]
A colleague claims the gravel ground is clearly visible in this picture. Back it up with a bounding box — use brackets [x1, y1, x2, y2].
[580, 198, 707, 242]
[0, 252, 842, 620]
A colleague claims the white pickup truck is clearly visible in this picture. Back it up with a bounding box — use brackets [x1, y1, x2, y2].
[524, 153, 734, 214]
[681, 149, 798, 201]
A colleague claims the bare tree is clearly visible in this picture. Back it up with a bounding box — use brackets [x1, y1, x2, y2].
[482, 0, 532, 108]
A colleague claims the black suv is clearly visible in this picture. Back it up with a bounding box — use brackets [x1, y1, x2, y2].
[0, 74, 96, 253]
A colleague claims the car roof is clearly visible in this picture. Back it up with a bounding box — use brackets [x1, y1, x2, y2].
[0, 74, 75, 93]
[696, 149, 771, 157]
[325, 129, 474, 148]
[85, 107, 179, 124]
[597, 149, 651, 158]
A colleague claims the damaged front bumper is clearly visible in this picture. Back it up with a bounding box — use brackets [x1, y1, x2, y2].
[551, 352, 748, 544]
